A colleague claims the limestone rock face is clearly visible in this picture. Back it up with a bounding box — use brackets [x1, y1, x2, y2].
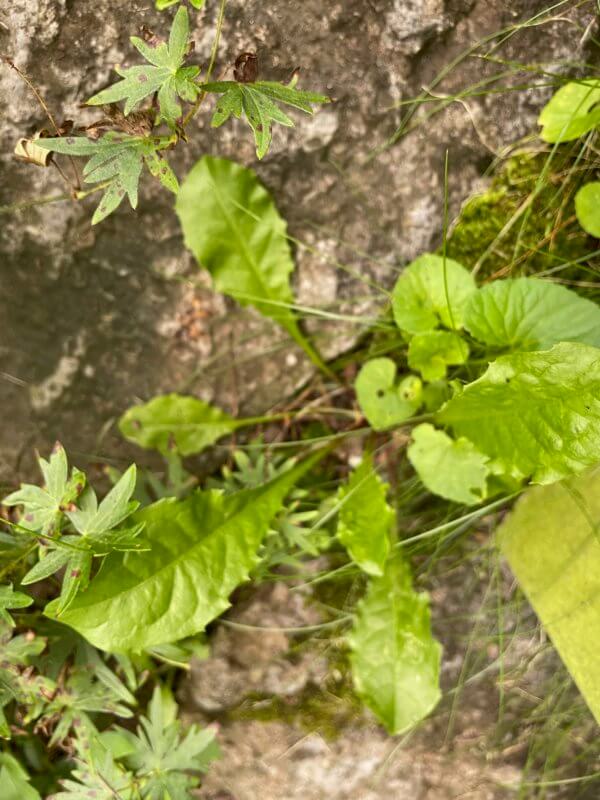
[0, 1, 595, 482]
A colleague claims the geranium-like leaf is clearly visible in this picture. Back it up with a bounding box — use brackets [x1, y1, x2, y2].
[437, 342, 600, 484]
[45, 452, 324, 652]
[355, 358, 422, 431]
[408, 424, 489, 505]
[203, 80, 329, 159]
[119, 394, 240, 456]
[392, 254, 476, 335]
[0, 586, 33, 628]
[407, 331, 469, 381]
[464, 277, 600, 351]
[336, 454, 393, 576]
[538, 79, 600, 143]
[349, 555, 442, 735]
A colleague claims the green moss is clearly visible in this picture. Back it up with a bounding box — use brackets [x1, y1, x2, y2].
[446, 150, 593, 279]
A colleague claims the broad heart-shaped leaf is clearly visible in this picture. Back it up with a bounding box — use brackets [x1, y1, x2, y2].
[437, 342, 600, 484]
[348, 555, 442, 735]
[408, 424, 489, 505]
[176, 156, 303, 341]
[355, 358, 422, 431]
[119, 394, 242, 456]
[392, 254, 476, 335]
[538, 78, 600, 143]
[336, 454, 393, 576]
[46, 452, 323, 652]
[498, 468, 600, 724]
[464, 277, 600, 351]
[575, 182, 600, 237]
[407, 331, 469, 381]
[203, 80, 330, 159]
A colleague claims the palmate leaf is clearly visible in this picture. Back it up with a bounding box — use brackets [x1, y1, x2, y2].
[87, 7, 199, 125]
[499, 469, 600, 724]
[3, 442, 85, 535]
[437, 342, 600, 484]
[0, 754, 41, 800]
[464, 277, 600, 351]
[354, 358, 422, 431]
[336, 454, 393, 577]
[46, 451, 324, 652]
[38, 134, 178, 224]
[408, 424, 489, 506]
[203, 80, 330, 159]
[0, 585, 33, 628]
[349, 555, 442, 735]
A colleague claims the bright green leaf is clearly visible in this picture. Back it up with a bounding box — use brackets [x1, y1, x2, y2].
[407, 331, 469, 381]
[0, 754, 41, 800]
[337, 454, 393, 576]
[46, 452, 323, 652]
[355, 358, 422, 431]
[119, 394, 240, 456]
[408, 424, 489, 505]
[349, 555, 442, 735]
[538, 79, 600, 143]
[575, 181, 600, 238]
[464, 277, 600, 350]
[176, 156, 304, 341]
[437, 342, 600, 484]
[392, 254, 476, 335]
[499, 468, 600, 724]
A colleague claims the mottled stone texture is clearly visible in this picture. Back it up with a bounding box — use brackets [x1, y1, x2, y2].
[0, 0, 595, 485]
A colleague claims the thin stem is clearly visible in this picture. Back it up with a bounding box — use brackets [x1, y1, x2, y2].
[182, 0, 227, 127]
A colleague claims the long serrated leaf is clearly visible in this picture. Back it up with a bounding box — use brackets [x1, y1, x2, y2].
[46, 451, 324, 652]
[336, 454, 392, 576]
[167, 6, 189, 68]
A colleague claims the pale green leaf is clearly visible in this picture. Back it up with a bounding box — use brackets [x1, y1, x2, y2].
[407, 331, 469, 381]
[46, 453, 323, 652]
[168, 6, 190, 68]
[408, 424, 489, 505]
[355, 358, 422, 431]
[349, 556, 442, 735]
[144, 150, 179, 194]
[538, 79, 600, 143]
[392, 254, 476, 335]
[337, 454, 393, 576]
[437, 342, 600, 484]
[119, 394, 239, 456]
[464, 277, 600, 350]
[498, 468, 600, 724]
[176, 156, 301, 337]
[575, 181, 600, 238]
